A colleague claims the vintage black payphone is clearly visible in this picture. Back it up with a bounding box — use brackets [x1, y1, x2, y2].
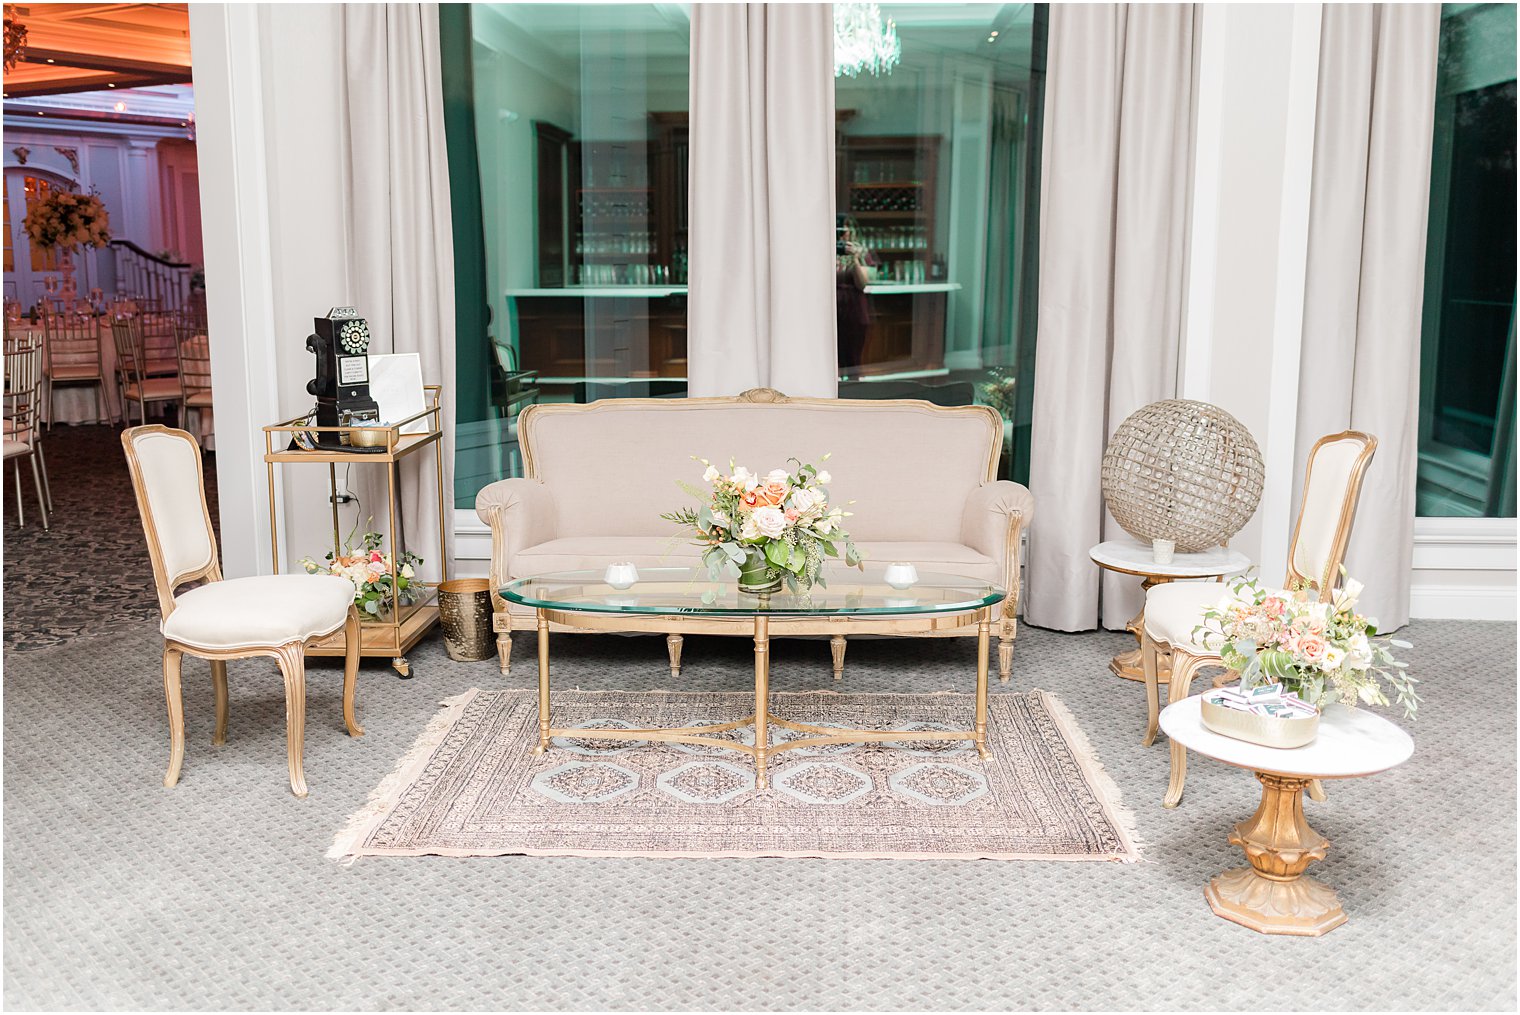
[305, 307, 381, 448]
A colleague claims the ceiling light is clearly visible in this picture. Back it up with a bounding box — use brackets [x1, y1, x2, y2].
[990, 30, 999, 37]
[44, 57, 52, 63]
[107, 82, 115, 88]
[834, 2, 900, 78]
[114, 101, 125, 112]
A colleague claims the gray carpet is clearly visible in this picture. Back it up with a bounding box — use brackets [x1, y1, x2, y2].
[3, 619, 1515, 1010]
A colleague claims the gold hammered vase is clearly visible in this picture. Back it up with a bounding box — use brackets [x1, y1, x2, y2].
[437, 578, 494, 662]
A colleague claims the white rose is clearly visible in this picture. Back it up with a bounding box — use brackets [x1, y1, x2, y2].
[815, 470, 831, 484]
[401, 563, 415, 579]
[739, 515, 761, 541]
[1347, 633, 1372, 670]
[731, 466, 760, 491]
[788, 487, 821, 516]
[765, 469, 791, 485]
[710, 507, 730, 528]
[752, 506, 787, 539]
[702, 465, 721, 483]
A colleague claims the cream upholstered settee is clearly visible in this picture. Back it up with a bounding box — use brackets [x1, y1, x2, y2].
[475, 388, 1035, 681]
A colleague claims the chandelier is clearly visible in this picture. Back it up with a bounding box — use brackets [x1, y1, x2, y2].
[833, 2, 900, 79]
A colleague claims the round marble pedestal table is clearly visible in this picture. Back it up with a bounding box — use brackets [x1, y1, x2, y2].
[1088, 538, 1250, 682]
[1160, 695, 1413, 936]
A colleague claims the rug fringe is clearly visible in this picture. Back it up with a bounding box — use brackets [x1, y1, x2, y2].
[1034, 688, 1147, 864]
[327, 688, 481, 863]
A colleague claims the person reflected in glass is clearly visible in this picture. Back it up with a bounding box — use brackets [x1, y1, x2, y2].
[836, 214, 874, 379]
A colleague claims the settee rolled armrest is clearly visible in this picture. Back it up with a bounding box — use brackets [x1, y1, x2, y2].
[475, 478, 558, 598]
[961, 481, 1035, 619]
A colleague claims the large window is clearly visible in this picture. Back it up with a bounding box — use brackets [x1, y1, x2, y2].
[447, 4, 1047, 505]
[833, 5, 1046, 484]
[450, 4, 690, 506]
[1418, 3, 1517, 517]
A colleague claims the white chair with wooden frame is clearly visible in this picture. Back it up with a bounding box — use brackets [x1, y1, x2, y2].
[122, 425, 364, 797]
[1141, 431, 1378, 809]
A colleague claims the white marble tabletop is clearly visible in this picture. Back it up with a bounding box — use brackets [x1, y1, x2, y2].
[1088, 538, 1252, 579]
[1160, 695, 1414, 780]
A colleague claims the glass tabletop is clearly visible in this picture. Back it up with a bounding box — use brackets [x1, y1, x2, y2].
[500, 567, 1005, 617]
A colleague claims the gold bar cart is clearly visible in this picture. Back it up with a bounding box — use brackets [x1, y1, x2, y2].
[262, 386, 447, 677]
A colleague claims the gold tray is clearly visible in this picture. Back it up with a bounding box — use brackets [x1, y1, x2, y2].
[1200, 698, 1320, 749]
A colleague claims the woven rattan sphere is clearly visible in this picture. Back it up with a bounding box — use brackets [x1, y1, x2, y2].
[1101, 400, 1264, 553]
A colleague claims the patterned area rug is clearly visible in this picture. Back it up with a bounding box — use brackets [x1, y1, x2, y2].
[331, 688, 1141, 862]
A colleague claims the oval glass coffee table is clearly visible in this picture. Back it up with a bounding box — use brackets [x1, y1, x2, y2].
[501, 567, 1005, 788]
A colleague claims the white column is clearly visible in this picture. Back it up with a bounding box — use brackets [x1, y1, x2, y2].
[122, 138, 162, 250]
[1181, 3, 1322, 571]
[188, 3, 284, 578]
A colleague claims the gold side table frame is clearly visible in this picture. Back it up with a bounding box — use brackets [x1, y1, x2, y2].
[262, 386, 447, 678]
[527, 602, 994, 790]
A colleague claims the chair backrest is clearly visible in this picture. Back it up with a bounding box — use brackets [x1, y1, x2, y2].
[1284, 431, 1377, 598]
[139, 311, 179, 376]
[176, 324, 212, 397]
[4, 338, 45, 446]
[121, 425, 220, 618]
[42, 311, 102, 377]
[111, 316, 146, 385]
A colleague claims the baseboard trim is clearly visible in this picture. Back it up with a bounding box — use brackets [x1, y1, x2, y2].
[1409, 584, 1517, 621]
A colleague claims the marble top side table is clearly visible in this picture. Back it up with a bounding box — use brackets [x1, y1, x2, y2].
[1160, 694, 1414, 936]
[1088, 538, 1250, 682]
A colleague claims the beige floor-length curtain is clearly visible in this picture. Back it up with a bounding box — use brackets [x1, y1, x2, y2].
[1294, 4, 1441, 631]
[338, 3, 457, 581]
[687, 3, 838, 398]
[1025, 4, 1197, 632]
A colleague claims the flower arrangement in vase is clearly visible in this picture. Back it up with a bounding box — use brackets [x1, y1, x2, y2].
[1195, 571, 1419, 720]
[663, 455, 862, 593]
[299, 519, 424, 619]
[22, 188, 111, 253]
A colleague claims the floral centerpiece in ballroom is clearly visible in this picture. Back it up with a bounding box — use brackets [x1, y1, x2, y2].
[22, 188, 111, 254]
[299, 521, 423, 619]
[1195, 572, 1419, 720]
[664, 455, 862, 593]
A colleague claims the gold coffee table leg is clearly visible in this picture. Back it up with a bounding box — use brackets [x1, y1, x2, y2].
[974, 610, 990, 759]
[1204, 771, 1347, 936]
[534, 610, 550, 754]
[753, 614, 770, 789]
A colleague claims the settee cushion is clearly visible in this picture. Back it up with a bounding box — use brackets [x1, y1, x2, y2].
[510, 536, 998, 583]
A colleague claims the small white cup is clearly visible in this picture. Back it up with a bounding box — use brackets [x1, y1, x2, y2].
[884, 562, 919, 590]
[604, 562, 639, 590]
[1151, 539, 1175, 565]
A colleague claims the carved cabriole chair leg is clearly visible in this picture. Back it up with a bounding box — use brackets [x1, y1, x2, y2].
[342, 609, 364, 737]
[210, 659, 229, 746]
[667, 634, 684, 678]
[1164, 650, 1207, 809]
[830, 635, 846, 681]
[1141, 632, 1162, 747]
[162, 646, 185, 787]
[274, 643, 308, 798]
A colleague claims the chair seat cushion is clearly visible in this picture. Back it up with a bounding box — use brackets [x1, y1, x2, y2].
[3, 439, 30, 459]
[47, 365, 102, 381]
[1144, 580, 1235, 652]
[162, 574, 355, 651]
[185, 390, 214, 408]
[124, 377, 183, 400]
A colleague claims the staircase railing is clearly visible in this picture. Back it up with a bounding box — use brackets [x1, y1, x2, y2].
[109, 240, 193, 315]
